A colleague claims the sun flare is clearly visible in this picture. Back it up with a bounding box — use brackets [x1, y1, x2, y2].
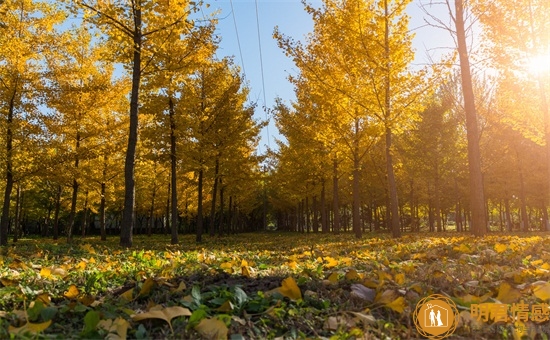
[526, 53, 550, 75]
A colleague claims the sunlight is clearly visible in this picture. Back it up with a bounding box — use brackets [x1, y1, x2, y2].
[526, 53, 550, 75]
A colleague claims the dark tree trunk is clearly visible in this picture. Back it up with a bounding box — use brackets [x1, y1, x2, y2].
[120, 7, 142, 248]
[81, 191, 89, 237]
[67, 130, 81, 243]
[100, 156, 107, 241]
[455, 0, 487, 236]
[148, 187, 155, 237]
[313, 195, 318, 233]
[53, 185, 62, 240]
[196, 168, 204, 242]
[165, 182, 170, 235]
[332, 157, 340, 234]
[209, 157, 219, 237]
[169, 96, 179, 244]
[321, 181, 327, 233]
[13, 184, 21, 242]
[1, 88, 16, 246]
[505, 197, 512, 232]
[218, 182, 224, 236]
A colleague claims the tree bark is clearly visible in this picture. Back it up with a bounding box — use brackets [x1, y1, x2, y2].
[67, 131, 81, 243]
[455, 0, 487, 236]
[0, 88, 16, 246]
[53, 185, 61, 240]
[169, 96, 178, 244]
[100, 155, 107, 241]
[12, 184, 21, 242]
[120, 6, 142, 248]
[332, 157, 340, 234]
[321, 180, 327, 233]
[209, 157, 219, 237]
[196, 168, 204, 242]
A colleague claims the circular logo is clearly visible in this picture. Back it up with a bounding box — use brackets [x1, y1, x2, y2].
[413, 294, 459, 339]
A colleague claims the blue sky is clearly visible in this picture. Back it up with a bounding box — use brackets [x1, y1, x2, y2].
[202, 0, 454, 155]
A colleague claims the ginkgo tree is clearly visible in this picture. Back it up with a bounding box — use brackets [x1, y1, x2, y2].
[70, 0, 205, 247]
[0, 0, 64, 246]
[275, 0, 428, 238]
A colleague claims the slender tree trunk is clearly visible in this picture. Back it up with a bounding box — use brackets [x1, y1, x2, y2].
[196, 168, 204, 242]
[120, 7, 142, 248]
[505, 196, 512, 232]
[313, 195, 318, 233]
[53, 185, 61, 240]
[519, 166, 529, 232]
[209, 157, 219, 237]
[435, 170, 442, 232]
[455, 0, 487, 236]
[81, 190, 89, 237]
[332, 157, 340, 234]
[100, 155, 107, 241]
[165, 182, 170, 235]
[148, 188, 155, 237]
[305, 196, 310, 233]
[218, 182, 224, 236]
[541, 203, 548, 231]
[67, 131, 81, 243]
[12, 184, 20, 243]
[321, 180, 327, 233]
[228, 195, 233, 234]
[169, 96, 178, 244]
[1, 88, 16, 246]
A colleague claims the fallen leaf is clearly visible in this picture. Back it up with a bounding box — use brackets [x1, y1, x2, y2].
[64, 284, 80, 299]
[132, 306, 191, 332]
[8, 320, 51, 335]
[496, 282, 522, 304]
[350, 284, 375, 303]
[137, 278, 155, 298]
[120, 288, 134, 302]
[531, 281, 550, 301]
[279, 277, 302, 300]
[345, 269, 360, 281]
[327, 272, 339, 283]
[195, 318, 228, 340]
[494, 243, 508, 253]
[385, 296, 406, 313]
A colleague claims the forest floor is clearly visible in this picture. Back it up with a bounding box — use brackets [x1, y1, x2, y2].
[1, 231, 550, 339]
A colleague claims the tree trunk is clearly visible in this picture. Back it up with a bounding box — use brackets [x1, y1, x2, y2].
[169, 96, 179, 244]
[455, 0, 487, 236]
[53, 185, 61, 240]
[120, 7, 142, 248]
[100, 155, 107, 241]
[313, 195, 318, 233]
[504, 196, 512, 231]
[0, 88, 16, 246]
[148, 187, 155, 237]
[218, 182, 224, 236]
[209, 157, 219, 237]
[332, 157, 340, 234]
[12, 184, 21, 242]
[67, 130, 81, 243]
[196, 168, 204, 242]
[81, 190, 89, 237]
[321, 181, 328, 233]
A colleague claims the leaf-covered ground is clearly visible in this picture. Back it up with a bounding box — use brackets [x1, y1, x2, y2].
[2, 232, 550, 339]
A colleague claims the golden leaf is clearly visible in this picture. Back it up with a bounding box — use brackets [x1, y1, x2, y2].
[241, 266, 251, 278]
[394, 273, 405, 285]
[279, 277, 302, 300]
[494, 243, 508, 253]
[64, 284, 80, 299]
[385, 296, 406, 313]
[137, 278, 155, 298]
[324, 256, 338, 268]
[496, 282, 522, 304]
[327, 272, 339, 283]
[216, 300, 233, 312]
[345, 269, 360, 281]
[195, 318, 228, 340]
[8, 320, 51, 335]
[120, 288, 134, 302]
[40, 267, 52, 279]
[531, 281, 550, 301]
[170, 281, 186, 293]
[132, 306, 191, 331]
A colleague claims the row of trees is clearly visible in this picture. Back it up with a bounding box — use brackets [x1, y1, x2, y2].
[0, 0, 265, 246]
[269, 0, 549, 237]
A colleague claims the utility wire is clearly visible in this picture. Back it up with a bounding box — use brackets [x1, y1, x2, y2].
[229, 0, 247, 80]
[254, 0, 270, 152]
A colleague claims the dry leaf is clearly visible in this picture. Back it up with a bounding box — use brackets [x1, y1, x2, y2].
[195, 318, 228, 340]
[137, 278, 155, 298]
[279, 277, 302, 300]
[350, 284, 375, 303]
[8, 320, 51, 335]
[345, 269, 360, 280]
[132, 306, 191, 332]
[531, 281, 550, 301]
[385, 296, 406, 313]
[64, 284, 80, 299]
[496, 282, 522, 304]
